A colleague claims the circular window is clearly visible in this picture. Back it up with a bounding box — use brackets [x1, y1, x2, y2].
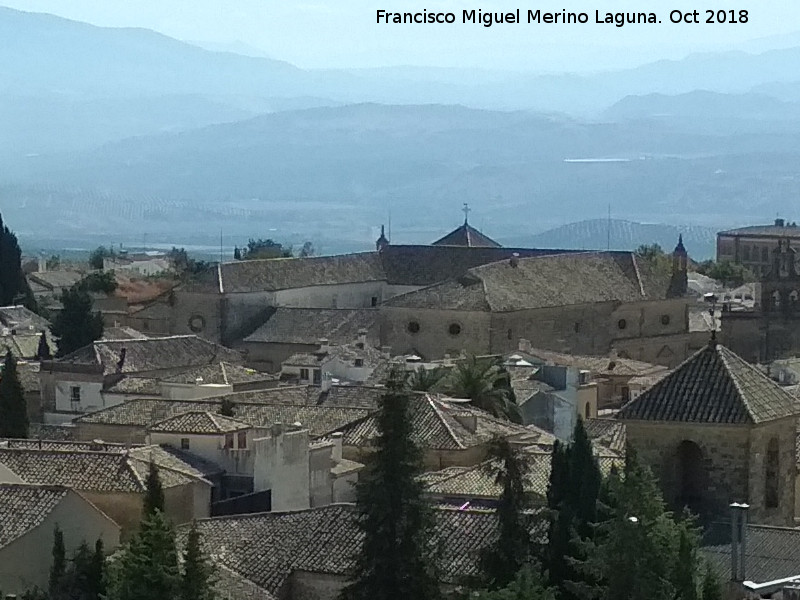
[407, 321, 420, 334]
[617, 319, 627, 330]
[448, 323, 462, 336]
[661, 314, 670, 326]
[188, 314, 206, 333]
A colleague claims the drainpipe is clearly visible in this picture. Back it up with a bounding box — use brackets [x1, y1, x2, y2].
[730, 502, 740, 583]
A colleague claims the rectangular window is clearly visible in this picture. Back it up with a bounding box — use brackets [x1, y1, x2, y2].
[313, 369, 322, 385]
[224, 433, 234, 449]
[371, 296, 378, 307]
[70, 386, 81, 403]
[299, 368, 309, 381]
[180, 438, 190, 450]
[354, 358, 364, 367]
[237, 431, 247, 449]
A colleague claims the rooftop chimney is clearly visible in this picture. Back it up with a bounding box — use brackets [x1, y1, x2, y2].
[729, 502, 750, 583]
[37, 256, 46, 273]
[317, 338, 330, 354]
[380, 345, 391, 359]
[518, 338, 532, 354]
[116, 347, 127, 373]
[776, 218, 786, 227]
[510, 252, 520, 268]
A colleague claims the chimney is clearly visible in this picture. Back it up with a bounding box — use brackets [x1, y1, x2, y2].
[37, 256, 46, 273]
[510, 252, 520, 268]
[729, 502, 750, 583]
[321, 372, 333, 392]
[317, 338, 330, 354]
[116, 347, 127, 372]
[356, 328, 367, 349]
[380, 345, 391, 358]
[776, 218, 786, 227]
[330, 431, 344, 461]
[518, 338, 532, 354]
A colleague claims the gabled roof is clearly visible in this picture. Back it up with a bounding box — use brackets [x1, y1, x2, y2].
[334, 394, 555, 451]
[432, 223, 502, 248]
[283, 341, 384, 370]
[74, 392, 371, 438]
[617, 343, 798, 424]
[0, 440, 209, 493]
[243, 308, 378, 345]
[177, 504, 502, 596]
[519, 348, 668, 378]
[217, 253, 385, 294]
[0, 305, 50, 331]
[49, 335, 243, 376]
[106, 362, 276, 395]
[0, 483, 69, 547]
[149, 411, 251, 434]
[385, 251, 674, 312]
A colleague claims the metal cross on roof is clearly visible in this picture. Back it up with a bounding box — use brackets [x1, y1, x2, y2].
[462, 203, 471, 224]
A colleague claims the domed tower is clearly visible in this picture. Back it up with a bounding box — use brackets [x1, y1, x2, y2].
[667, 234, 688, 298]
[376, 225, 390, 252]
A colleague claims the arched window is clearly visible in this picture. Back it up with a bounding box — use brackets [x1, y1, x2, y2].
[765, 437, 780, 508]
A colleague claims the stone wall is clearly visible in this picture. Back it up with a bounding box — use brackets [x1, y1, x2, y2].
[624, 421, 751, 521]
[747, 418, 796, 526]
[289, 570, 347, 600]
[379, 307, 491, 359]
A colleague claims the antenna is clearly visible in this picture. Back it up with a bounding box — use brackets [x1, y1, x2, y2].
[219, 229, 223, 264]
[606, 204, 611, 250]
[388, 208, 392, 244]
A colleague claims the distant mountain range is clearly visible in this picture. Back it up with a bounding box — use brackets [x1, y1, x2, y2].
[3, 6, 800, 253]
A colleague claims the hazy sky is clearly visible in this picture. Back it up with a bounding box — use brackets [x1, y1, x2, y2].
[3, 0, 800, 70]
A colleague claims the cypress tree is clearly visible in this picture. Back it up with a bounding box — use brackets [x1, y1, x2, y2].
[218, 397, 236, 417]
[674, 524, 699, 600]
[339, 369, 441, 600]
[0, 213, 27, 307]
[180, 521, 215, 600]
[701, 564, 723, 600]
[88, 538, 106, 600]
[479, 436, 534, 590]
[143, 459, 166, 517]
[115, 510, 180, 600]
[51, 285, 103, 357]
[35, 331, 52, 360]
[49, 525, 66, 599]
[0, 350, 29, 438]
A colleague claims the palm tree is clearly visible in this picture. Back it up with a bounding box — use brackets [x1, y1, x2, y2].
[406, 366, 448, 392]
[442, 356, 521, 422]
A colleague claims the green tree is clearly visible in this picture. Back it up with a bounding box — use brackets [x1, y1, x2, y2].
[298, 241, 315, 258]
[701, 564, 723, 600]
[180, 521, 216, 600]
[695, 260, 755, 288]
[113, 510, 180, 600]
[51, 285, 104, 357]
[49, 525, 66, 599]
[168, 247, 210, 279]
[218, 397, 236, 417]
[89, 539, 107, 600]
[0, 213, 35, 309]
[634, 243, 672, 278]
[674, 525, 699, 600]
[88, 246, 113, 270]
[471, 565, 556, 600]
[143, 460, 165, 517]
[237, 238, 292, 260]
[544, 419, 602, 599]
[443, 356, 521, 422]
[479, 437, 535, 590]
[35, 331, 52, 360]
[78, 271, 118, 294]
[339, 369, 441, 600]
[233, 246, 242, 260]
[0, 350, 29, 438]
[406, 366, 448, 392]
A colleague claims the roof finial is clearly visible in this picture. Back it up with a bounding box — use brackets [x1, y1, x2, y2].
[704, 292, 718, 347]
[462, 203, 471, 225]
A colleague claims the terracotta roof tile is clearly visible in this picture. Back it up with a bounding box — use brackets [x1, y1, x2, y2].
[243, 308, 378, 345]
[0, 483, 69, 547]
[617, 343, 798, 424]
[149, 411, 251, 434]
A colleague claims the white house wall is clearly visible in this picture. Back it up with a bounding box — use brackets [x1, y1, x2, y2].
[54, 380, 104, 413]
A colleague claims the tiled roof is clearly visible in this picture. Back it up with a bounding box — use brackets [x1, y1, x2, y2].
[149, 411, 251, 434]
[379, 245, 576, 287]
[703, 522, 800, 584]
[0, 305, 51, 332]
[101, 327, 149, 340]
[385, 251, 674, 312]
[243, 308, 378, 345]
[519, 348, 668, 378]
[27, 270, 83, 291]
[314, 385, 385, 409]
[617, 343, 798, 424]
[214, 563, 276, 600]
[584, 418, 627, 454]
[50, 336, 244, 376]
[177, 503, 501, 596]
[718, 224, 800, 238]
[75, 394, 371, 438]
[218, 253, 385, 294]
[0, 441, 208, 493]
[283, 342, 384, 370]
[0, 483, 69, 547]
[432, 223, 502, 248]
[334, 395, 555, 451]
[105, 362, 276, 395]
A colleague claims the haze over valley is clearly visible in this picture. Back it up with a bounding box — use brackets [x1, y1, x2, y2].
[4, 5, 800, 258]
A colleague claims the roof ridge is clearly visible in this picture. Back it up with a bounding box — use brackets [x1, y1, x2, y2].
[426, 396, 467, 450]
[629, 253, 647, 297]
